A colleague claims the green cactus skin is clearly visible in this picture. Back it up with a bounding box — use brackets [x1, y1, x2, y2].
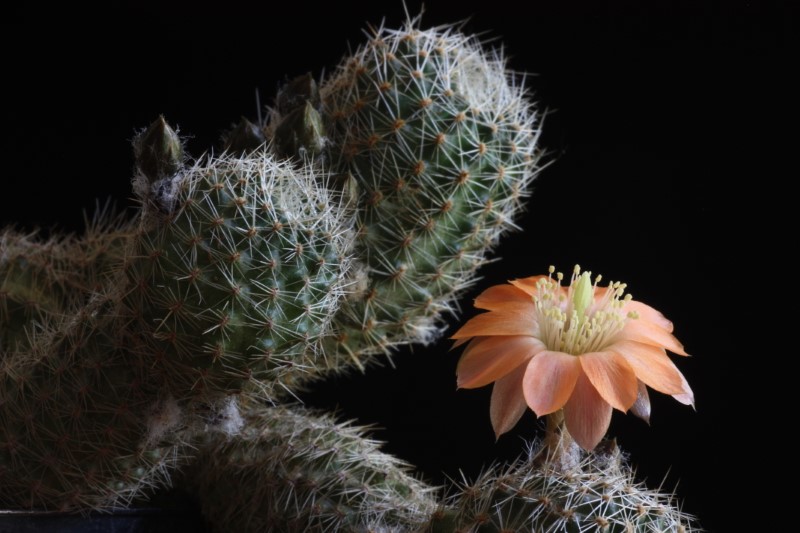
[185, 402, 436, 533]
[0, 286, 189, 511]
[313, 20, 543, 375]
[429, 444, 697, 533]
[124, 151, 354, 401]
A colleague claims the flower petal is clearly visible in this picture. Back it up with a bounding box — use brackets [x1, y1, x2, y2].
[509, 275, 549, 298]
[630, 380, 651, 424]
[457, 335, 546, 389]
[673, 390, 695, 407]
[451, 337, 471, 349]
[490, 363, 529, 439]
[672, 371, 695, 407]
[450, 310, 536, 339]
[474, 283, 534, 311]
[522, 351, 581, 416]
[624, 300, 674, 332]
[579, 351, 638, 412]
[620, 318, 687, 356]
[611, 340, 692, 397]
[564, 371, 613, 451]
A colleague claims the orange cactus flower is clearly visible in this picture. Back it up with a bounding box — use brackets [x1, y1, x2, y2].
[452, 265, 693, 451]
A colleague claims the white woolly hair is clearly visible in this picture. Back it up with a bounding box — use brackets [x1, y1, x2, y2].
[144, 396, 184, 447]
[209, 396, 245, 436]
[321, 14, 538, 132]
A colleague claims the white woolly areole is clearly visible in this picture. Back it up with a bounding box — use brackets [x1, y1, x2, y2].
[145, 396, 183, 447]
[207, 396, 245, 436]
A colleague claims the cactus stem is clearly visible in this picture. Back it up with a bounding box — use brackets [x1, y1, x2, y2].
[538, 410, 581, 471]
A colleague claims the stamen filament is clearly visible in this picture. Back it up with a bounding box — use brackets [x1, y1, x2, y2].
[533, 266, 631, 355]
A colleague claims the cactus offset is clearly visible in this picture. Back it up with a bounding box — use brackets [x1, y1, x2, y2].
[314, 21, 543, 373]
[125, 151, 354, 401]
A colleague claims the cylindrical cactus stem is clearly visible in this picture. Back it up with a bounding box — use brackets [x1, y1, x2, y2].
[184, 402, 437, 532]
[297, 20, 545, 378]
[0, 285, 189, 511]
[185, 412, 697, 533]
[1, 230, 75, 350]
[429, 442, 698, 533]
[0, 218, 133, 352]
[124, 145, 355, 401]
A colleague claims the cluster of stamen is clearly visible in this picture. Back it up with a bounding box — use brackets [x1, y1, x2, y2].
[534, 265, 636, 355]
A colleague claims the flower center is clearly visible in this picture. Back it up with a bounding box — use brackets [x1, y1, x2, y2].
[534, 265, 635, 355]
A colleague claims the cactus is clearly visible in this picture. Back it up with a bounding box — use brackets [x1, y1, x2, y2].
[0, 230, 79, 350]
[0, 15, 698, 533]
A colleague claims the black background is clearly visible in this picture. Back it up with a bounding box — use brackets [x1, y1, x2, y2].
[0, 1, 791, 531]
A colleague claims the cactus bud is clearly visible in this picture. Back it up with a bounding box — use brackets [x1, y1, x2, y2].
[274, 101, 326, 159]
[223, 116, 266, 154]
[134, 116, 183, 183]
[276, 73, 320, 114]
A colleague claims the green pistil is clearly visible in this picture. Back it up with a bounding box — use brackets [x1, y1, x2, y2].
[537, 265, 630, 356]
[571, 270, 593, 321]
